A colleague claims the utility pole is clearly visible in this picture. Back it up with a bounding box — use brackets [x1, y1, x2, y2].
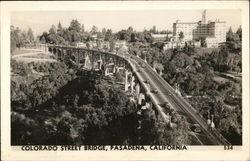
[207, 111, 211, 125]
[211, 114, 215, 128]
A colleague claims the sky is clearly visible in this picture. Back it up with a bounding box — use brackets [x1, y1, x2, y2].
[11, 9, 241, 37]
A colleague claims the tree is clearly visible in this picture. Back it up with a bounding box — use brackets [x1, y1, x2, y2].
[69, 19, 82, 42]
[69, 19, 81, 33]
[179, 31, 184, 41]
[226, 27, 234, 41]
[41, 36, 46, 44]
[130, 33, 137, 42]
[102, 28, 107, 36]
[49, 25, 57, 35]
[19, 30, 29, 47]
[39, 32, 49, 43]
[127, 26, 133, 33]
[90, 25, 98, 35]
[82, 24, 85, 32]
[200, 37, 207, 47]
[104, 29, 113, 41]
[110, 40, 115, 52]
[57, 21, 63, 36]
[117, 30, 130, 41]
[236, 26, 242, 41]
[143, 31, 154, 43]
[62, 29, 72, 42]
[150, 26, 156, 34]
[11, 26, 22, 51]
[27, 28, 34, 44]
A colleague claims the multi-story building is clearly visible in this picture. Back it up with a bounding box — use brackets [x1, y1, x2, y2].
[173, 22, 198, 41]
[173, 10, 226, 48]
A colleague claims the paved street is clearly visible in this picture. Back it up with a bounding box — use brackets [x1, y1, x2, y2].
[129, 55, 230, 145]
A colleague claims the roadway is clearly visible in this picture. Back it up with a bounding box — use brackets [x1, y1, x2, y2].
[48, 45, 230, 145]
[128, 55, 230, 145]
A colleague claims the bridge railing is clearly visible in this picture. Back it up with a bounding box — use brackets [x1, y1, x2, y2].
[48, 45, 231, 145]
[136, 55, 231, 145]
[48, 45, 168, 122]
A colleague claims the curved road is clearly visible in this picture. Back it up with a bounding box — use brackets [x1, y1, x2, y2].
[48, 45, 230, 145]
[129, 55, 230, 145]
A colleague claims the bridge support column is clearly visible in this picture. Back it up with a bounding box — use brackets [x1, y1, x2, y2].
[83, 53, 91, 69]
[105, 67, 108, 76]
[124, 70, 129, 92]
[58, 49, 61, 60]
[76, 50, 80, 66]
[138, 92, 145, 106]
[130, 75, 135, 94]
[144, 56, 147, 63]
[207, 111, 211, 125]
[159, 70, 163, 76]
[175, 83, 181, 96]
[97, 55, 103, 70]
[135, 83, 140, 100]
[211, 115, 215, 128]
[90, 52, 94, 70]
[112, 65, 116, 74]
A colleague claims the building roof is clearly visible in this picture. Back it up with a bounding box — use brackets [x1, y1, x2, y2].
[151, 34, 167, 38]
[174, 22, 198, 24]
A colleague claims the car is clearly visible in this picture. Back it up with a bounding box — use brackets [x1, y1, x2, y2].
[144, 79, 150, 84]
[191, 124, 201, 133]
[151, 89, 158, 94]
[137, 69, 142, 73]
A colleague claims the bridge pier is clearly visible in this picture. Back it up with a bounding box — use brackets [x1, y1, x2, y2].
[124, 70, 129, 92]
[75, 49, 80, 65]
[138, 92, 145, 106]
[135, 83, 140, 100]
[130, 75, 135, 94]
[175, 83, 181, 96]
[83, 53, 91, 69]
[97, 54, 103, 70]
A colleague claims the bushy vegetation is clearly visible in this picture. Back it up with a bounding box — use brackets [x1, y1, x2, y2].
[11, 20, 242, 145]
[39, 20, 154, 47]
[127, 26, 242, 145]
[11, 60, 190, 145]
[11, 26, 37, 52]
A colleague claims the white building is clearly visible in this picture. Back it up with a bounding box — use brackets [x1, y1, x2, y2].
[75, 42, 87, 48]
[151, 34, 167, 42]
[173, 21, 198, 41]
[114, 40, 128, 53]
[173, 10, 226, 48]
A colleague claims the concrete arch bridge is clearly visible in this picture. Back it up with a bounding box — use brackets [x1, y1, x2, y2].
[47, 45, 230, 146]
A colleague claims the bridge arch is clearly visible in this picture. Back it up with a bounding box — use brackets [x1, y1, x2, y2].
[52, 48, 57, 55]
[48, 47, 53, 53]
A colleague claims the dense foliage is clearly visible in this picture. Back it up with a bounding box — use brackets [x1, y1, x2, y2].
[128, 27, 242, 145]
[39, 20, 154, 47]
[11, 22, 242, 145]
[11, 61, 190, 145]
[11, 26, 36, 52]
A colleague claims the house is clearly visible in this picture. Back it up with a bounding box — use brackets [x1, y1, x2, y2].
[151, 34, 167, 42]
[75, 42, 87, 48]
[114, 40, 128, 53]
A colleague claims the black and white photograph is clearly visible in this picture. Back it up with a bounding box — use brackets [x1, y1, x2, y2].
[1, 1, 250, 161]
[10, 9, 243, 146]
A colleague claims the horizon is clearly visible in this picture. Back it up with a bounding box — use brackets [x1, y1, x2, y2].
[11, 9, 241, 37]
